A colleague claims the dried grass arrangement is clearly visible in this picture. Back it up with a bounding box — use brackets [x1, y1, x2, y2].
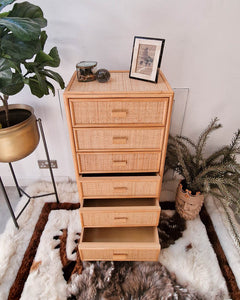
[165, 118, 240, 243]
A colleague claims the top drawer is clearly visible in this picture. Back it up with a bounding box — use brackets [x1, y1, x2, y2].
[69, 98, 168, 126]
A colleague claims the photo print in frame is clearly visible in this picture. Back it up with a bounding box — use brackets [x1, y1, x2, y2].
[129, 36, 165, 83]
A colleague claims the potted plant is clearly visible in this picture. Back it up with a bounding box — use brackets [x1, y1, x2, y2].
[165, 118, 240, 224]
[0, 0, 65, 162]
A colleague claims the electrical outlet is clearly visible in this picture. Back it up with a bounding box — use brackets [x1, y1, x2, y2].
[38, 160, 58, 169]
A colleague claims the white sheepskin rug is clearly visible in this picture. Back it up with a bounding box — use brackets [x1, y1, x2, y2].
[0, 181, 238, 299]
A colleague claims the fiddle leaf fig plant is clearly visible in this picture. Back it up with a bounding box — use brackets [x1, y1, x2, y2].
[0, 0, 65, 127]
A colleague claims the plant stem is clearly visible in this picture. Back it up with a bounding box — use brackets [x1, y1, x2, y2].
[0, 94, 9, 127]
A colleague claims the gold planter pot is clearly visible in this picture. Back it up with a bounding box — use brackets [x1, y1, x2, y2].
[0, 104, 40, 163]
[175, 181, 204, 220]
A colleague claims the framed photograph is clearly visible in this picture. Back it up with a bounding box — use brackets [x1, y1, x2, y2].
[129, 36, 165, 83]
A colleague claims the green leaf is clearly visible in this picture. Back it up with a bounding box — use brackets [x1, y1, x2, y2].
[40, 30, 47, 49]
[48, 47, 60, 67]
[34, 67, 48, 95]
[7, 59, 21, 73]
[0, 17, 41, 41]
[35, 47, 60, 67]
[28, 68, 60, 98]
[28, 69, 64, 97]
[28, 76, 45, 98]
[40, 69, 65, 89]
[1, 34, 41, 60]
[0, 57, 12, 86]
[0, 0, 16, 12]
[46, 80, 55, 96]
[24, 61, 38, 73]
[0, 72, 24, 95]
[0, 57, 11, 73]
[9, 1, 42, 18]
[0, 68, 12, 84]
[34, 50, 53, 66]
[8, 1, 47, 28]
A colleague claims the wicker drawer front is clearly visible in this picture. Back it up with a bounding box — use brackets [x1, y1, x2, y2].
[69, 98, 168, 126]
[81, 211, 160, 227]
[79, 227, 160, 261]
[80, 198, 160, 227]
[79, 247, 159, 261]
[78, 152, 161, 173]
[74, 127, 164, 151]
[80, 176, 161, 198]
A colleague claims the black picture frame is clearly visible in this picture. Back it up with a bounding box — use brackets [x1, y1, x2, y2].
[129, 36, 165, 83]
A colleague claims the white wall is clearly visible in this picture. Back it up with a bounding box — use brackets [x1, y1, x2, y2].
[1, 0, 240, 185]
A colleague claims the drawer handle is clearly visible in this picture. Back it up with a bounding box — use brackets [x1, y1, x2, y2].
[114, 216, 128, 223]
[113, 136, 128, 144]
[113, 252, 128, 260]
[113, 186, 128, 192]
[112, 160, 127, 167]
[111, 109, 127, 118]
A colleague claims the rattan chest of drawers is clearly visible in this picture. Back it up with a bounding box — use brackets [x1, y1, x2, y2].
[63, 70, 173, 261]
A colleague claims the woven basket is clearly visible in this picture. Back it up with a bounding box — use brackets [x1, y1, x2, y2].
[175, 181, 204, 220]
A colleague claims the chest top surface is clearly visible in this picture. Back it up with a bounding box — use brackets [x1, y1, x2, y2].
[64, 70, 173, 98]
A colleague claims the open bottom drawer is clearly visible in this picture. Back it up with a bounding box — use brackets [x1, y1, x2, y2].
[79, 227, 160, 261]
[80, 198, 161, 227]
